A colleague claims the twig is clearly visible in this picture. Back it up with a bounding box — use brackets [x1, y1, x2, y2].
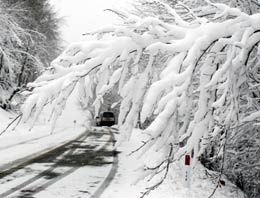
[208, 127, 228, 198]
[104, 9, 128, 20]
[140, 143, 174, 198]
[127, 140, 149, 156]
[0, 113, 22, 136]
[11, 113, 23, 131]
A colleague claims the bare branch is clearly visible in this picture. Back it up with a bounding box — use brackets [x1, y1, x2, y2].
[140, 143, 174, 198]
[0, 114, 23, 136]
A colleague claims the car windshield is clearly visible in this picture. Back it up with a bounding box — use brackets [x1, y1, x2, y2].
[102, 112, 114, 117]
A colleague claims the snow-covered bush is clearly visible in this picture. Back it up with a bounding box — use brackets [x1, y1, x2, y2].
[225, 125, 260, 197]
[21, 0, 260, 196]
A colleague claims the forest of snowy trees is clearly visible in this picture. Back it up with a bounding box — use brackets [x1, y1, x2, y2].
[1, 0, 260, 197]
[0, 0, 62, 110]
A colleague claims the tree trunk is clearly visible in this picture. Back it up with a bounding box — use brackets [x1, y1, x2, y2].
[17, 47, 29, 87]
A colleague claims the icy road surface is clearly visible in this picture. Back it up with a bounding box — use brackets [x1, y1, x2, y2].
[0, 128, 118, 198]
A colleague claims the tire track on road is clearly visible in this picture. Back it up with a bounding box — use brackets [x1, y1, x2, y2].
[89, 129, 119, 198]
[0, 130, 88, 177]
[0, 129, 116, 198]
[21, 130, 115, 197]
[0, 132, 89, 197]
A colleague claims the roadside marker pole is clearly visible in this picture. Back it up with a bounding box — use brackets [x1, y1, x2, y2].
[184, 154, 191, 197]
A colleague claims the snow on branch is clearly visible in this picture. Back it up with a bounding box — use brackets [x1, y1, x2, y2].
[21, 12, 176, 131]
[21, 2, 260, 194]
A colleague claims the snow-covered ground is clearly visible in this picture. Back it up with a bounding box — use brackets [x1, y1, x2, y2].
[0, 109, 85, 168]
[0, 127, 115, 198]
[101, 129, 245, 198]
[0, 94, 245, 198]
[0, 88, 88, 171]
[0, 91, 116, 198]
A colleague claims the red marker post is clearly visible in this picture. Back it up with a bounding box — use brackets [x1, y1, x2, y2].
[185, 154, 190, 166]
[184, 154, 191, 189]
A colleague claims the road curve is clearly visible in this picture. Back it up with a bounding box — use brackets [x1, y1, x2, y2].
[0, 127, 118, 198]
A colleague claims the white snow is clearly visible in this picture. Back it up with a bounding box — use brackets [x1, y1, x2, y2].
[0, 111, 244, 198]
[1, 2, 256, 197]
[0, 84, 88, 169]
[101, 129, 244, 198]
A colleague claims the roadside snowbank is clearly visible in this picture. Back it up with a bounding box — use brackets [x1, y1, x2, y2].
[0, 87, 89, 171]
[101, 128, 245, 198]
[0, 108, 86, 170]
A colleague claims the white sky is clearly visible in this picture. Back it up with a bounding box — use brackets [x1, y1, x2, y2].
[49, 0, 131, 43]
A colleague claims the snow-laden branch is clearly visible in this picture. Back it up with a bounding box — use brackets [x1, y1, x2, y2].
[21, 12, 176, 131]
[20, 2, 260, 193]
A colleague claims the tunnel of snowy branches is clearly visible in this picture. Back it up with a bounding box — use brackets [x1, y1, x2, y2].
[21, 1, 260, 197]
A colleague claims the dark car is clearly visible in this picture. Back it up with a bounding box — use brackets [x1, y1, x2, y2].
[98, 111, 115, 127]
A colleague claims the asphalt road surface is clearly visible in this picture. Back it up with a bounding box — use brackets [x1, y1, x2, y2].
[0, 127, 118, 198]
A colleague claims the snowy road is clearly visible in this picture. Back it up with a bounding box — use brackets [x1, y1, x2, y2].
[0, 128, 118, 198]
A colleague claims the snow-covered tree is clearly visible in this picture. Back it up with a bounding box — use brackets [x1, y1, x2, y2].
[0, 2, 35, 108]
[2, 0, 63, 64]
[21, 0, 260, 196]
[0, 0, 62, 109]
